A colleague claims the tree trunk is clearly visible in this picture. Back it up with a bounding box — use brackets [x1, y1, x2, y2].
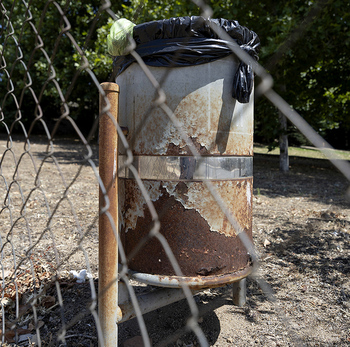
[279, 110, 289, 172]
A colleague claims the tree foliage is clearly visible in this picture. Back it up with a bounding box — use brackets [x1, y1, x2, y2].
[210, 0, 350, 148]
[120, 0, 350, 148]
[1, 0, 121, 135]
[1, 0, 349, 147]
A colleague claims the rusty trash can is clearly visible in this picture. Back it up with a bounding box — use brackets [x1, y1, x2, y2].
[115, 17, 259, 289]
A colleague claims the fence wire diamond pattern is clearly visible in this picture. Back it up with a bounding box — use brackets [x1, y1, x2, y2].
[0, 1, 349, 346]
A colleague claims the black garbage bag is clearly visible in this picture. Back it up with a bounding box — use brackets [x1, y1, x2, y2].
[112, 16, 260, 103]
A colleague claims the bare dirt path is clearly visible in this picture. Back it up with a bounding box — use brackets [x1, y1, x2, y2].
[1, 137, 349, 346]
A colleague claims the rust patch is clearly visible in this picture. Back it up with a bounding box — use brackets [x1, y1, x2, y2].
[165, 143, 181, 156]
[121, 179, 252, 277]
[196, 265, 226, 276]
[164, 180, 252, 237]
[165, 137, 211, 156]
[122, 181, 163, 233]
[174, 181, 189, 204]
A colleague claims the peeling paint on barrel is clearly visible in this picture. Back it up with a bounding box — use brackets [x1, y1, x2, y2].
[246, 180, 252, 207]
[123, 181, 162, 233]
[120, 178, 252, 276]
[117, 56, 253, 156]
[122, 179, 252, 237]
[162, 180, 251, 237]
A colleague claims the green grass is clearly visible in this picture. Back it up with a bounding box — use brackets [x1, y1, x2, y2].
[254, 144, 350, 161]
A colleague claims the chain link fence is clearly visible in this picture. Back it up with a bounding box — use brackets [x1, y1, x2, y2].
[1, 0, 349, 346]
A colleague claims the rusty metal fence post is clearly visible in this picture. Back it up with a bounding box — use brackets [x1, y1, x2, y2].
[98, 82, 120, 347]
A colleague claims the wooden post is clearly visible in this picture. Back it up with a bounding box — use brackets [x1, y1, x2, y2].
[279, 110, 289, 172]
[98, 82, 120, 347]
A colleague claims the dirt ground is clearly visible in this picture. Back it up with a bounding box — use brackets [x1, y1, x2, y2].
[0, 136, 349, 346]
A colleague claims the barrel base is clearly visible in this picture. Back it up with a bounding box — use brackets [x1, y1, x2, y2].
[124, 261, 253, 290]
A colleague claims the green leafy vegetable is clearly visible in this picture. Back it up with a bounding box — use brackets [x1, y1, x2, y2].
[107, 18, 136, 56]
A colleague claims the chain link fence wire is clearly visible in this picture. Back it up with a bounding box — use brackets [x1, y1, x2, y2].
[0, 0, 349, 346]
